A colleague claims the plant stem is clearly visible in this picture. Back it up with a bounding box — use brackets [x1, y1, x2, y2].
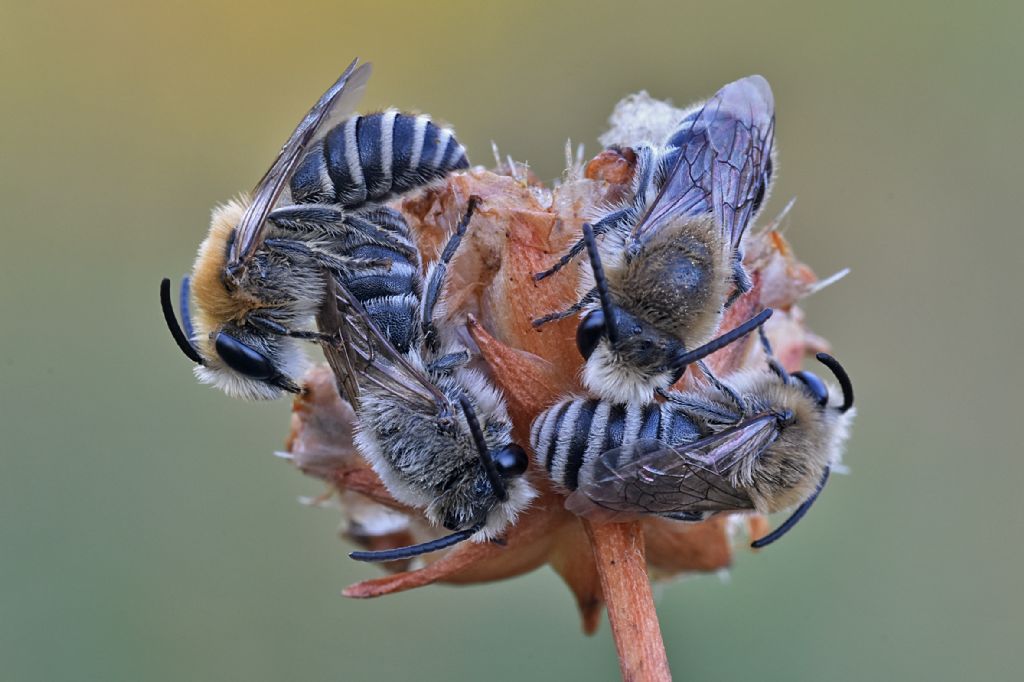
[583, 520, 672, 682]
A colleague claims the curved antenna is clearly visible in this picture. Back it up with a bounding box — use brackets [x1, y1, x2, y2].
[160, 278, 204, 365]
[581, 223, 619, 344]
[459, 396, 508, 502]
[349, 522, 483, 562]
[750, 468, 830, 549]
[672, 308, 773, 370]
[815, 353, 854, 412]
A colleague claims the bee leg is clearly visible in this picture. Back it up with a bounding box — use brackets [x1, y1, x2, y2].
[344, 211, 419, 260]
[263, 238, 353, 280]
[533, 209, 626, 281]
[725, 256, 753, 308]
[425, 350, 471, 374]
[268, 204, 345, 231]
[696, 361, 745, 417]
[249, 315, 336, 343]
[531, 288, 598, 328]
[757, 326, 790, 383]
[421, 197, 480, 350]
[657, 388, 741, 424]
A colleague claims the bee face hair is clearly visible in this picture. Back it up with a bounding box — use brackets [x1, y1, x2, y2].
[581, 333, 679, 405]
[193, 325, 308, 401]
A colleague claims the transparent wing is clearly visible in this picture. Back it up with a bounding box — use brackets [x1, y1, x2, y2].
[316, 276, 449, 415]
[631, 75, 775, 250]
[228, 59, 372, 268]
[565, 414, 779, 519]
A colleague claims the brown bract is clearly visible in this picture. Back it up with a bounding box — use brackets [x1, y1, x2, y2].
[284, 164, 827, 642]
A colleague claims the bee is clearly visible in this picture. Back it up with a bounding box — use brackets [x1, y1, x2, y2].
[530, 349, 854, 547]
[534, 76, 776, 404]
[159, 59, 533, 561]
[317, 196, 535, 562]
[159, 58, 470, 400]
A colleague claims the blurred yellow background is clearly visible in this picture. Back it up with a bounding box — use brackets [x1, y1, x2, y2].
[2, 1, 1021, 680]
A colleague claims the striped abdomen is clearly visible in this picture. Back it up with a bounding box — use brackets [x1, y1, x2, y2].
[331, 206, 423, 354]
[530, 399, 706, 492]
[291, 110, 469, 208]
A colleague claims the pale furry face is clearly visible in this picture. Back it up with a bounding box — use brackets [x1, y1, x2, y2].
[582, 342, 675, 404]
[192, 331, 309, 401]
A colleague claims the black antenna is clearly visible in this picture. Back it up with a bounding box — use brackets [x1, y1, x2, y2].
[459, 396, 508, 502]
[751, 468, 830, 549]
[349, 522, 483, 562]
[816, 353, 854, 412]
[581, 223, 619, 344]
[160, 278, 204, 365]
[671, 308, 773, 370]
[758, 325, 789, 383]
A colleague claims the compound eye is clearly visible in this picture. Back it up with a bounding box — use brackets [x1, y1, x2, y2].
[493, 444, 529, 478]
[214, 333, 276, 380]
[577, 310, 606, 360]
[792, 371, 829, 407]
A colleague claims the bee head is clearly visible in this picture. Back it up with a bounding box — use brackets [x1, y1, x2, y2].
[160, 277, 303, 400]
[749, 353, 854, 548]
[458, 396, 529, 502]
[579, 306, 691, 403]
[349, 396, 535, 564]
[576, 214, 688, 383]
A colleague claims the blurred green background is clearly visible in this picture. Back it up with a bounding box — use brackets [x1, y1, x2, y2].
[2, 1, 1021, 680]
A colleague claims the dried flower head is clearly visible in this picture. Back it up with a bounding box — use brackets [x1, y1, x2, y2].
[285, 171, 826, 582]
[283, 91, 842, 680]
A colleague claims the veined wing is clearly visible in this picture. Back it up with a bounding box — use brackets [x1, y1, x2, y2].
[317, 275, 449, 415]
[565, 413, 779, 519]
[632, 75, 774, 250]
[229, 59, 372, 268]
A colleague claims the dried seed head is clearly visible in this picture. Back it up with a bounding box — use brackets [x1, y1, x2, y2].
[284, 92, 838, 632]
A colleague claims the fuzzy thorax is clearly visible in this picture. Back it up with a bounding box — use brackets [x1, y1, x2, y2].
[612, 215, 731, 344]
[190, 200, 253, 333]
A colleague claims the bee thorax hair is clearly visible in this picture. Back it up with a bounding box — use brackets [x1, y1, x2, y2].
[614, 215, 730, 343]
[190, 200, 254, 328]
